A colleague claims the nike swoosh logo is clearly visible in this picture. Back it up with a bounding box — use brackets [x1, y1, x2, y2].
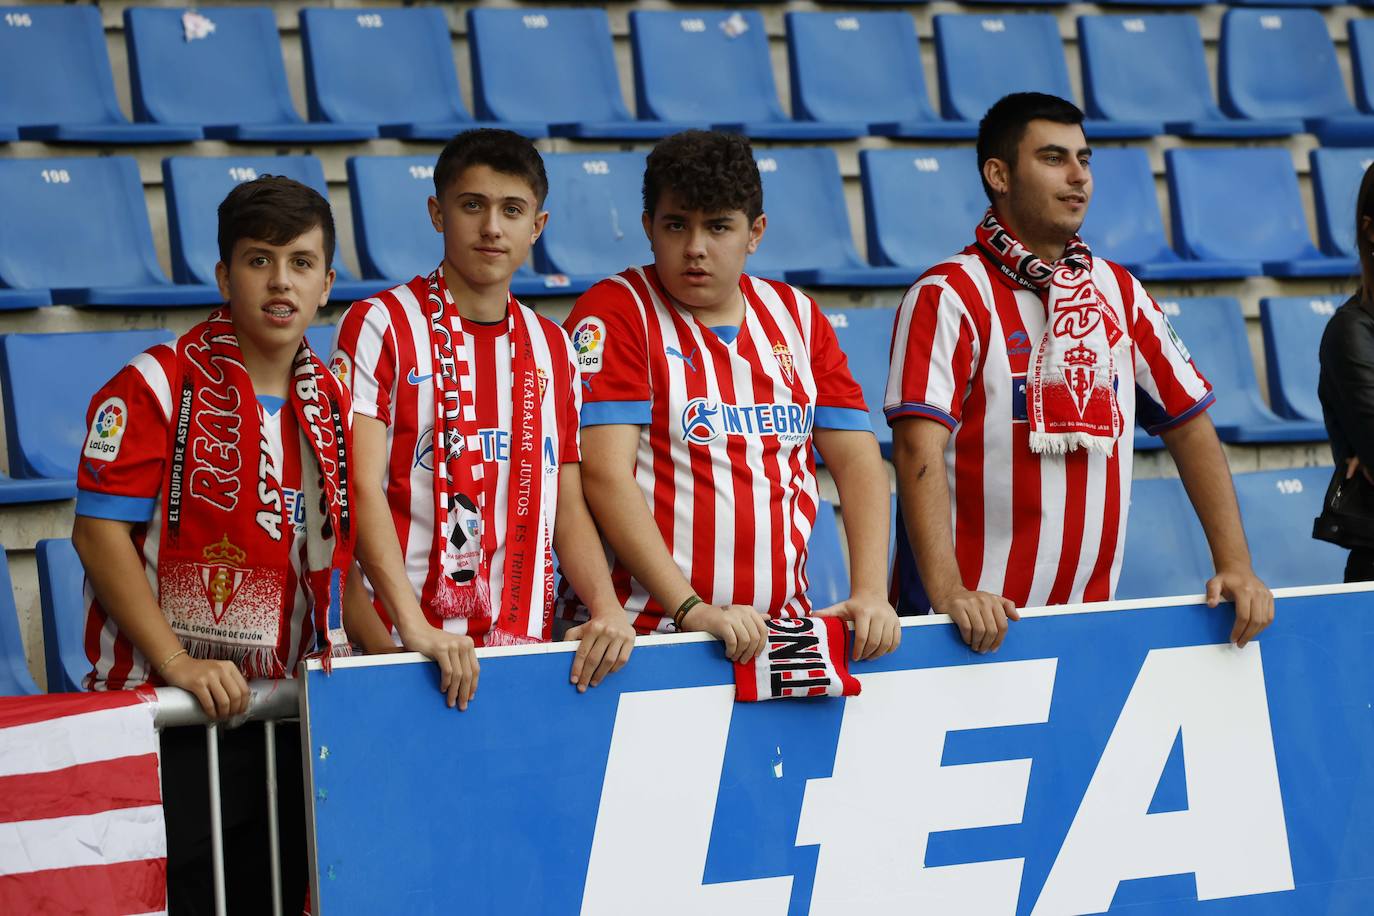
[407, 368, 434, 385]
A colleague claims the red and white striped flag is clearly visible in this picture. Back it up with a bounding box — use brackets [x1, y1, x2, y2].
[0, 689, 166, 915]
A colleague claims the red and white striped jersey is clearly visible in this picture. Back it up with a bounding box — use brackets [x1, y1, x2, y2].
[77, 345, 315, 691]
[885, 249, 1214, 610]
[561, 266, 871, 634]
[331, 275, 581, 643]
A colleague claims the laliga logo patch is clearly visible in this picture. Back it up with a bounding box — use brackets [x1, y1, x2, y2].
[83, 397, 128, 461]
[680, 398, 721, 445]
[329, 353, 352, 390]
[572, 317, 605, 375]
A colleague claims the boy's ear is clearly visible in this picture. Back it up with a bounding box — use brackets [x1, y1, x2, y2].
[214, 260, 231, 302]
[983, 158, 1010, 198]
[319, 266, 336, 309]
[428, 195, 443, 233]
[641, 211, 653, 246]
[530, 209, 549, 245]
[746, 213, 767, 254]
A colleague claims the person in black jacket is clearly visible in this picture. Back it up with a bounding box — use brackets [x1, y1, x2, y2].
[1318, 159, 1374, 582]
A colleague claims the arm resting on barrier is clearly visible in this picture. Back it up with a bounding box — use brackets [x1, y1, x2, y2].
[891, 417, 1018, 654]
[73, 515, 250, 719]
[579, 423, 767, 663]
[1161, 413, 1274, 648]
[812, 427, 901, 661]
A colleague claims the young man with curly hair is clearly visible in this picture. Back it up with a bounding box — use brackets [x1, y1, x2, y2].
[560, 130, 901, 663]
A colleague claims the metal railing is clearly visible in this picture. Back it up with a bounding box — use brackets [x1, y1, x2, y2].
[154, 679, 302, 916]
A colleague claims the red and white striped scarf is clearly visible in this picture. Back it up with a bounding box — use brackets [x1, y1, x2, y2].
[734, 616, 861, 702]
[156, 309, 353, 677]
[974, 208, 1124, 455]
[423, 266, 548, 645]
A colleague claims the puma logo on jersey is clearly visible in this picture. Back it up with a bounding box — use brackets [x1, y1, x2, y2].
[666, 346, 698, 372]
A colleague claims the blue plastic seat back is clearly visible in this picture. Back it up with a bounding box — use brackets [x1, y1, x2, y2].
[125, 6, 300, 127]
[1078, 15, 1220, 123]
[0, 329, 176, 480]
[0, 6, 127, 129]
[786, 12, 940, 124]
[164, 155, 345, 286]
[934, 15, 1072, 122]
[0, 157, 168, 292]
[1079, 147, 1175, 266]
[1259, 295, 1340, 423]
[860, 148, 985, 271]
[348, 156, 443, 281]
[1220, 9, 1355, 121]
[806, 499, 848, 607]
[630, 10, 785, 123]
[825, 307, 894, 444]
[301, 8, 468, 125]
[306, 323, 337, 357]
[0, 546, 39, 696]
[1166, 149, 1320, 264]
[1352, 20, 1374, 114]
[468, 9, 632, 124]
[1149, 296, 1271, 429]
[36, 538, 89, 693]
[749, 148, 862, 278]
[1310, 148, 1374, 259]
[1233, 467, 1347, 588]
[1116, 476, 1212, 600]
[536, 152, 651, 278]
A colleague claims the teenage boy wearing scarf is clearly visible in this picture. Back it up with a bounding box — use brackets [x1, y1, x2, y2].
[886, 92, 1274, 654]
[73, 176, 353, 913]
[332, 129, 634, 707]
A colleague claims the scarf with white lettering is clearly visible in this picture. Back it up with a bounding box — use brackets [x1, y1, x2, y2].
[424, 266, 548, 645]
[975, 209, 1124, 455]
[734, 616, 861, 702]
[156, 309, 353, 677]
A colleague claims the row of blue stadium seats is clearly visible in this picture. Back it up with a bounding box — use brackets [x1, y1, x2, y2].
[0, 293, 1338, 508]
[2, 461, 1344, 696]
[3, 7, 1374, 145]
[0, 144, 1363, 309]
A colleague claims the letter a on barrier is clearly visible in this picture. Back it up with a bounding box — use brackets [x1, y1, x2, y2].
[1033, 644, 1294, 913]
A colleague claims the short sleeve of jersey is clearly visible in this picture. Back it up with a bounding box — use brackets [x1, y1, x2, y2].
[884, 280, 979, 432]
[331, 297, 398, 426]
[564, 280, 652, 427]
[808, 300, 870, 431]
[1125, 274, 1215, 436]
[75, 356, 172, 523]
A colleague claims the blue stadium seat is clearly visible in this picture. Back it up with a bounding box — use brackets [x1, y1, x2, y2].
[1259, 295, 1341, 424]
[468, 9, 695, 140]
[1151, 296, 1326, 443]
[1116, 476, 1212, 600]
[162, 155, 384, 304]
[0, 157, 220, 307]
[0, 548, 40, 696]
[933, 14, 1162, 139]
[860, 148, 986, 274]
[1081, 148, 1255, 281]
[0, 6, 201, 143]
[1310, 148, 1374, 261]
[806, 500, 848, 608]
[630, 10, 864, 140]
[1233, 467, 1346, 589]
[1220, 9, 1374, 147]
[347, 156, 574, 299]
[753, 149, 917, 287]
[300, 8, 546, 141]
[0, 330, 176, 504]
[785, 12, 976, 140]
[36, 538, 88, 693]
[1352, 20, 1374, 115]
[535, 153, 652, 289]
[1166, 149, 1356, 279]
[1077, 15, 1301, 139]
[305, 323, 338, 358]
[0, 125, 15, 143]
[824, 308, 895, 457]
[124, 7, 377, 142]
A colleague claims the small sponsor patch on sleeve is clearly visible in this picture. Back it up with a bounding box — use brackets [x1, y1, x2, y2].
[571, 317, 606, 375]
[83, 397, 128, 461]
[1162, 315, 1192, 363]
[329, 353, 352, 389]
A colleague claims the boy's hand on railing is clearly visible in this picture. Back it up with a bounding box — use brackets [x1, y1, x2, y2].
[398, 622, 479, 710]
[161, 655, 251, 720]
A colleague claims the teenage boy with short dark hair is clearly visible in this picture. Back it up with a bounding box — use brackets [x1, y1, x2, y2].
[561, 130, 901, 662]
[333, 129, 634, 704]
[73, 175, 352, 914]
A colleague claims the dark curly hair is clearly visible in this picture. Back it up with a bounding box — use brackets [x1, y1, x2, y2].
[218, 175, 334, 268]
[642, 131, 763, 221]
